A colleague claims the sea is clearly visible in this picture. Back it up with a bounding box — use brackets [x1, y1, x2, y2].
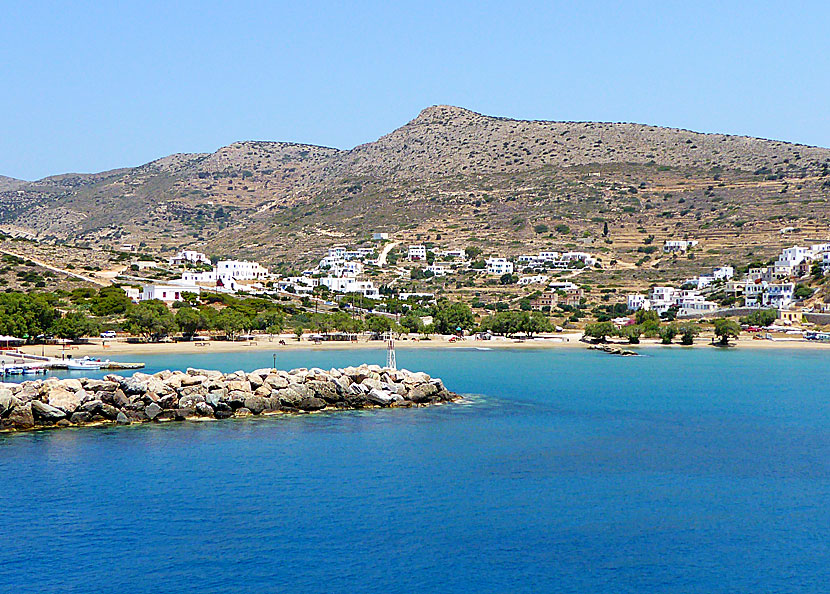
[1, 346, 828, 593]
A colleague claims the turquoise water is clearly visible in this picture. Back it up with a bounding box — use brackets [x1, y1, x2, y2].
[1, 347, 828, 593]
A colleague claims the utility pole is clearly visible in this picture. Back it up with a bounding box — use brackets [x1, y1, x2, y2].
[385, 331, 396, 370]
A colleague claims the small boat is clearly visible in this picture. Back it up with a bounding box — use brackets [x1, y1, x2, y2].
[3, 366, 25, 376]
[66, 357, 108, 370]
[22, 367, 47, 375]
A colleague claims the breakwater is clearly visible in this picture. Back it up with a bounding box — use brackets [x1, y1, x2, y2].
[0, 364, 457, 432]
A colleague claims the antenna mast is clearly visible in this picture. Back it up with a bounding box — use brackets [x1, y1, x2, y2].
[385, 330, 396, 370]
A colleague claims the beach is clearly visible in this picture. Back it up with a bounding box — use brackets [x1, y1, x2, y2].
[18, 332, 830, 359]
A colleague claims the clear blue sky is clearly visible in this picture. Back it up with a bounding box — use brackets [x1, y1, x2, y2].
[2, 1, 829, 180]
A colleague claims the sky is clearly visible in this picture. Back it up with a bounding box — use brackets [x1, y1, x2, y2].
[2, 1, 829, 180]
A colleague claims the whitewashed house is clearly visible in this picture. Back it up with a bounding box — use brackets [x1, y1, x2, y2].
[485, 257, 514, 275]
[663, 240, 698, 253]
[408, 245, 427, 261]
[627, 294, 650, 312]
[518, 274, 549, 286]
[372, 232, 390, 241]
[426, 264, 449, 277]
[141, 284, 200, 303]
[168, 250, 211, 266]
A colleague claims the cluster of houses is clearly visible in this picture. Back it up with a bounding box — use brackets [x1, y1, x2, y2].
[517, 250, 598, 270]
[627, 242, 830, 317]
[530, 281, 584, 310]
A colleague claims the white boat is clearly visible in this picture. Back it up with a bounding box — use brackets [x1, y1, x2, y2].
[66, 357, 108, 370]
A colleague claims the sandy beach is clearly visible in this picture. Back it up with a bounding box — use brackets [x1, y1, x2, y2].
[17, 332, 830, 360]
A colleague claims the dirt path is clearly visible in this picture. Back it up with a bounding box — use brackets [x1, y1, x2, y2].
[0, 248, 109, 286]
[377, 241, 399, 267]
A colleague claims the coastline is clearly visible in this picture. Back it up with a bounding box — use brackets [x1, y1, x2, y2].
[18, 333, 830, 359]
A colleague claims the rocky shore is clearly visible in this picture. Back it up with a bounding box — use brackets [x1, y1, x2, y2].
[0, 365, 457, 432]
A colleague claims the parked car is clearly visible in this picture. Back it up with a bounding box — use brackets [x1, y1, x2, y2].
[100, 331, 117, 339]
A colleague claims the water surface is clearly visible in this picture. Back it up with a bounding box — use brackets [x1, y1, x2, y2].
[1, 347, 828, 593]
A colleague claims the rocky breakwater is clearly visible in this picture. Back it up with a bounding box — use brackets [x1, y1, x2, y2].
[0, 365, 457, 432]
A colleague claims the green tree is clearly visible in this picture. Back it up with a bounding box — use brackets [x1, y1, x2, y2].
[126, 300, 176, 340]
[399, 312, 424, 334]
[365, 315, 392, 334]
[175, 307, 205, 335]
[90, 286, 133, 316]
[619, 324, 641, 344]
[583, 321, 616, 342]
[794, 284, 813, 299]
[659, 324, 677, 344]
[465, 246, 483, 260]
[713, 318, 740, 345]
[433, 301, 475, 334]
[52, 312, 100, 341]
[740, 309, 777, 327]
[216, 308, 248, 340]
[0, 292, 59, 339]
[679, 323, 699, 345]
[294, 325, 304, 341]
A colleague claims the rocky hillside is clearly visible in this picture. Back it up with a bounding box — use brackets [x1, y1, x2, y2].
[1, 105, 829, 275]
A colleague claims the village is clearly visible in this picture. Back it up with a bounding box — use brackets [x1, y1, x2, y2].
[106, 231, 830, 343]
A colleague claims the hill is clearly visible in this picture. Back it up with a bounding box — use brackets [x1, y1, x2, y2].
[1, 105, 829, 288]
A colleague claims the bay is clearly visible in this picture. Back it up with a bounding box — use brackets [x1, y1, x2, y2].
[1, 347, 828, 593]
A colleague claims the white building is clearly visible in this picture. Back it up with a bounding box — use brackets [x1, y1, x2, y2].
[485, 257, 514, 275]
[744, 282, 795, 308]
[518, 274, 549, 286]
[408, 245, 427, 261]
[663, 240, 699, 253]
[168, 250, 211, 266]
[319, 276, 380, 299]
[124, 287, 140, 303]
[215, 260, 268, 281]
[372, 232, 390, 241]
[426, 264, 449, 277]
[627, 294, 650, 312]
[141, 284, 200, 303]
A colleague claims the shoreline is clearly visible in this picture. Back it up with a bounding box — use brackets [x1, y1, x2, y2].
[18, 333, 830, 359]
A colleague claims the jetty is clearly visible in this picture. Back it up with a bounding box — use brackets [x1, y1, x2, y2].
[0, 364, 457, 432]
[588, 344, 640, 356]
[0, 350, 144, 375]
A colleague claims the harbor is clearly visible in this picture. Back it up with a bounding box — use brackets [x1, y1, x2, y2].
[0, 349, 144, 377]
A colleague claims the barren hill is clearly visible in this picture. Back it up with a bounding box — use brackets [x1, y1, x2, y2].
[1, 105, 829, 281]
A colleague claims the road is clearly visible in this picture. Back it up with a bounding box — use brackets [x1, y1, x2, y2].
[0, 248, 110, 286]
[376, 241, 399, 267]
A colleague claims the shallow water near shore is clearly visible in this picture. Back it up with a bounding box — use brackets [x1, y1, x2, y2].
[1, 347, 828, 593]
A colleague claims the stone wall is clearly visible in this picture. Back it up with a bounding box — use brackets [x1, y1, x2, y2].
[0, 365, 457, 432]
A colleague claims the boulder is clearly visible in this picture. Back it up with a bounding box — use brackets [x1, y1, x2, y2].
[6, 402, 34, 429]
[145, 402, 162, 420]
[180, 374, 206, 387]
[307, 380, 341, 403]
[31, 400, 66, 422]
[361, 378, 384, 392]
[234, 407, 253, 417]
[226, 380, 252, 393]
[264, 375, 288, 390]
[102, 389, 130, 409]
[194, 402, 214, 417]
[0, 389, 20, 417]
[213, 402, 233, 419]
[179, 393, 206, 409]
[297, 396, 326, 411]
[227, 391, 248, 410]
[83, 379, 118, 392]
[158, 393, 179, 409]
[367, 389, 394, 406]
[116, 411, 131, 425]
[407, 382, 438, 403]
[243, 395, 268, 415]
[98, 404, 120, 421]
[69, 411, 92, 425]
[59, 378, 84, 392]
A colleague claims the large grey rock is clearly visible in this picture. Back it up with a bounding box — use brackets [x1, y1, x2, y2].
[0, 389, 19, 417]
[213, 402, 233, 419]
[6, 402, 34, 429]
[234, 407, 253, 417]
[102, 389, 130, 409]
[145, 402, 162, 420]
[83, 379, 118, 392]
[158, 393, 179, 409]
[69, 411, 92, 425]
[194, 402, 214, 417]
[297, 396, 326, 411]
[264, 374, 289, 390]
[98, 404, 120, 421]
[116, 411, 131, 425]
[31, 400, 66, 421]
[226, 380, 252, 393]
[367, 389, 394, 406]
[59, 378, 83, 392]
[307, 380, 341, 403]
[243, 395, 268, 415]
[361, 378, 384, 392]
[179, 393, 206, 409]
[407, 383, 438, 403]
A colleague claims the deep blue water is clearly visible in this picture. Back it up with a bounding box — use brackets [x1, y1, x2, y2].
[1, 347, 828, 593]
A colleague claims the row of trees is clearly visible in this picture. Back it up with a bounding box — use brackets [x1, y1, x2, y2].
[584, 317, 740, 346]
